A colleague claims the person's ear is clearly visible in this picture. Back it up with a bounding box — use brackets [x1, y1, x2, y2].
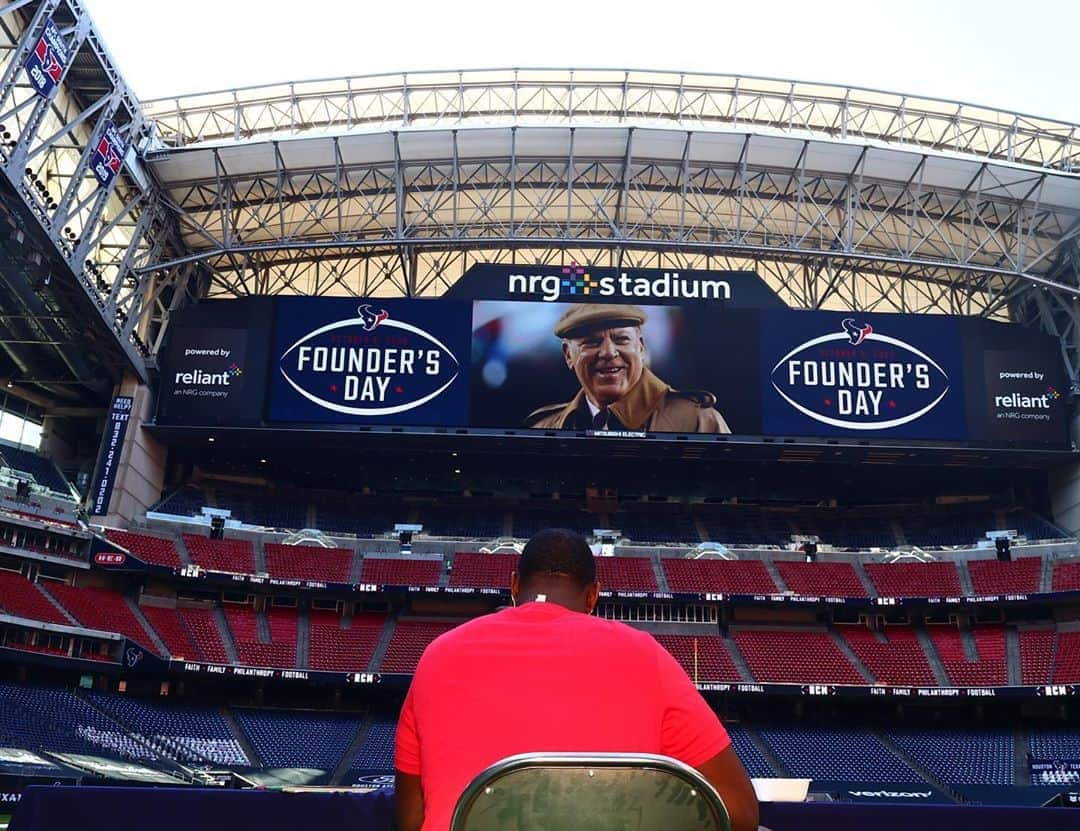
[510, 571, 520, 601]
[562, 340, 574, 369]
[585, 581, 601, 614]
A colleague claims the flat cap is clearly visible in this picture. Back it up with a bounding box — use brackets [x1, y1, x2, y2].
[554, 303, 647, 338]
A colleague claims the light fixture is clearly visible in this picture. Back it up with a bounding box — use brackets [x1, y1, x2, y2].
[208, 436, 215, 443]
[259, 458, 267, 464]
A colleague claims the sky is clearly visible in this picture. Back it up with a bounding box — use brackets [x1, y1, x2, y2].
[81, 0, 1078, 123]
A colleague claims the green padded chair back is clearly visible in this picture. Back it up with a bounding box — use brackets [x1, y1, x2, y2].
[450, 752, 731, 831]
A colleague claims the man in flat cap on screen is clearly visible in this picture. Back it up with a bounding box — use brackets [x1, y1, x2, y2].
[525, 304, 732, 433]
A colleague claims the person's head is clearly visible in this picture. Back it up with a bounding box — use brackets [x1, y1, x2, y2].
[555, 305, 647, 407]
[511, 528, 600, 613]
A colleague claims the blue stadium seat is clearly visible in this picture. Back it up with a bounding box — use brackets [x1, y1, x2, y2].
[234, 709, 362, 770]
[758, 727, 922, 783]
[348, 719, 397, 775]
[886, 729, 1014, 785]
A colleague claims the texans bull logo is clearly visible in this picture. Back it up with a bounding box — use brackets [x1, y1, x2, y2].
[842, 318, 873, 346]
[357, 304, 389, 331]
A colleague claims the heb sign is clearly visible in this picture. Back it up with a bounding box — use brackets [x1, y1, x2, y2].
[93, 551, 126, 567]
[24, 18, 69, 98]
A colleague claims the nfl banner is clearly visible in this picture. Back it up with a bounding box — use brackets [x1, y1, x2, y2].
[91, 121, 126, 188]
[23, 18, 69, 98]
[89, 395, 133, 516]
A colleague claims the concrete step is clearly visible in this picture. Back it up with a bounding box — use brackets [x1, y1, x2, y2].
[830, 627, 875, 683]
[853, 560, 878, 597]
[651, 556, 671, 594]
[1040, 554, 1055, 593]
[36, 582, 78, 625]
[222, 707, 262, 767]
[296, 607, 310, 670]
[253, 540, 267, 575]
[256, 610, 271, 644]
[1005, 626, 1022, 686]
[957, 561, 975, 597]
[213, 606, 240, 664]
[874, 730, 963, 801]
[349, 548, 364, 584]
[330, 715, 373, 786]
[915, 626, 951, 687]
[744, 726, 792, 778]
[369, 615, 397, 672]
[960, 625, 979, 662]
[725, 636, 756, 683]
[1015, 728, 1030, 786]
[127, 596, 170, 657]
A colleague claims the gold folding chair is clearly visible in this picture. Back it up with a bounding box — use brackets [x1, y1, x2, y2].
[450, 752, 731, 831]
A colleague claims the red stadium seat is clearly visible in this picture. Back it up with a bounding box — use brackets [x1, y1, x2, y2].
[1054, 631, 1080, 683]
[733, 629, 863, 684]
[44, 583, 158, 652]
[662, 559, 777, 595]
[264, 543, 354, 583]
[180, 608, 229, 663]
[1019, 628, 1055, 685]
[141, 605, 201, 660]
[449, 553, 519, 590]
[928, 624, 1007, 686]
[380, 619, 464, 673]
[839, 625, 936, 686]
[105, 530, 182, 568]
[967, 557, 1041, 595]
[775, 561, 867, 597]
[360, 556, 442, 587]
[0, 570, 70, 625]
[1052, 560, 1080, 591]
[182, 534, 256, 574]
[309, 610, 386, 672]
[225, 606, 296, 668]
[595, 557, 657, 592]
[864, 562, 961, 598]
[652, 634, 741, 682]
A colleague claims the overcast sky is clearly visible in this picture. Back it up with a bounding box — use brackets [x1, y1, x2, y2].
[82, 0, 1077, 123]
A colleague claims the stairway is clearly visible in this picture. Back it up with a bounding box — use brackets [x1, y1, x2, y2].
[126, 598, 169, 657]
[651, 556, 670, 593]
[296, 608, 310, 669]
[830, 627, 875, 683]
[253, 540, 268, 575]
[1040, 555, 1055, 593]
[725, 635, 755, 683]
[853, 561, 878, 597]
[349, 549, 365, 584]
[1005, 626, 1022, 686]
[743, 727, 791, 777]
[957, 561, 975, 597]
[36, 582, 78, 625]
[762, 559, 787, 593]
[330, 717, 373, 785]
[874, 730, 962, 801]
[222, 707, 262, 767]
[368, 616, 397, 672]
[213, 607, 240, 664]
[915, 625, 951, 687]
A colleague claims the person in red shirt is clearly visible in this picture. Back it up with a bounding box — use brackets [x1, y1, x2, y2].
[394, 528, 759, 831]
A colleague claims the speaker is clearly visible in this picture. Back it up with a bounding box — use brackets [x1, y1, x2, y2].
[15, 479, 30, 497]
[209, 515, 225, 541]
[802, 541, 818, 563]
[995, 536, 1011, 562]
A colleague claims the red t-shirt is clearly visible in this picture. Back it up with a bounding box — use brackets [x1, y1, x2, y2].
[395, 601, 730, 831]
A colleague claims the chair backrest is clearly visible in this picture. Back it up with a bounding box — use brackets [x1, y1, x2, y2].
[450, 752, 731, 831]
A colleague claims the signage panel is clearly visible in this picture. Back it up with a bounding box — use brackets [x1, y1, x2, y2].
[23, 19, 68, 99]
[89, 396, 132, 516]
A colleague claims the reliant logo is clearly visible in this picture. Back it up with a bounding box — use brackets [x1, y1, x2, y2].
[508, 262, 731, 302]
[175, 347, 243, 387]
[279, 306, 460, 416]
[771, 318, 950, 430]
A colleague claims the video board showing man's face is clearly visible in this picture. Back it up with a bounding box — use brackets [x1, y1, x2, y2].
[469, 301, 762, 434]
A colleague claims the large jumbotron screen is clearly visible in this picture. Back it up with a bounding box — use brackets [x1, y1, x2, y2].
[155, 265, 1068, 448]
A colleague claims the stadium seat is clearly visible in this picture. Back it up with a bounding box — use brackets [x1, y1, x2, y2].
[839, 625, 937, 686]
[234, 709, 362, 770]
[44, 583, 158, 652]
[652, 634, 741, 683]
[87, 691, 249, 766]
[662, 559, 777, 595]
[1054, 631, 1080, 682]
[182, 534, 256, 574]
[105, 529, 182, 568]
[360, 555, 442, 587]
[264, 543, 354, 583]
[967, 556, 1041, 595]
[449, 552, 519, 589]
[309, 610, 385, 672]
[732, 629, 863, 684]
[595, 556, 658, 592]
[347, 718, 397, 776]
[224, 606, 297, 668]
[141, 605, 202, 660]
[178, 607, 230, 663]
[0, 443, 72, 495]
[887, 729, 1013, 784]
[1019, 628, 1055, 685]
[380, 618, 464, 673]
[775, 561, 868, 597]
[864, 562, 961, 597]
[928, 624, 1007, 686]
[759, 727, 921, 782]
[0, 570, 70, 625]
[1052, 559, 1080, 591]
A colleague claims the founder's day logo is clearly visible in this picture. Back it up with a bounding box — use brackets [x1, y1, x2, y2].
[279, 306, 460, 416]
[771, 320, 951, 430]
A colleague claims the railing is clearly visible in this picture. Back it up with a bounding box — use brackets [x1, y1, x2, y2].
[144, 68, 1080, 171]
